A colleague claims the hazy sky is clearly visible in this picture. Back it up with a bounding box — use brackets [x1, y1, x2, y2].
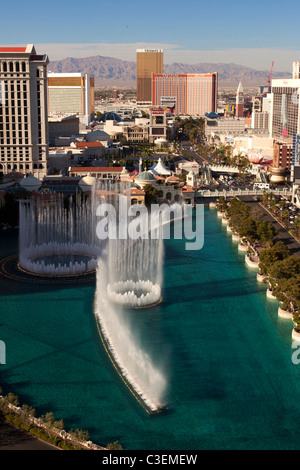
[1, 0, 300, 72]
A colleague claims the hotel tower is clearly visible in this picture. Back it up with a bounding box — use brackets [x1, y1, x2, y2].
[136, 49, 163, 105]
[0, 44, 49, 177]
[152, 73, 218, 116]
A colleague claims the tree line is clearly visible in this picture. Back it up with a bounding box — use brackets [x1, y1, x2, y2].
[218, 197, 276, 247]
[218, 197, 300, 329]
[0, 389, 122, 451]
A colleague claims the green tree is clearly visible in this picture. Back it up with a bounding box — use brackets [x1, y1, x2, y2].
[239, 217, 258, 243]
[280, 209, 290, 226]
[6, 393, 19, 407]
[256, 221, 277, 248]
[259, 241, 290, 275]
[143, 184, 159, 207]
[268, 256, 300, 281]
[40, 412, 64, 438]
[217, 196, 228, 213]
[293, 307, 300, 330]
[106, 440, 123, 450]
[69, 429, 89, 449]
[294, 215, 300, 239]
[275, 276, 300, 312]
[21, 404, 36, 424]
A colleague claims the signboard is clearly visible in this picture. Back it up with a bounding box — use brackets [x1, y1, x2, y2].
[151, 108, 165, 115]
[225, 104, 235, 114]
[161, 96, 176, 103]
[292, 134, 300, 167]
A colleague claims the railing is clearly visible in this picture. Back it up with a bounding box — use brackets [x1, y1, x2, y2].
[208, 164, 260, 176]
[208, 165, 240, 173]
[196, 188, 293, 198]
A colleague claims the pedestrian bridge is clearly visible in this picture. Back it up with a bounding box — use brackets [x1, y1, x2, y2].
[196, 188, 293, 198]
[209, 164, 240, 174]
[208, 164, 260, 176]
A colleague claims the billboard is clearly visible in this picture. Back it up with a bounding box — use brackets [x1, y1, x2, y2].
[292, 134, 300, 167]
[160, 96, 176, 106]
[225, 104, 235, 114]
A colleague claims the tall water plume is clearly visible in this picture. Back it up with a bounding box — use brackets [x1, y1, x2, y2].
[19, 192, 101, 276]
[93, 179, 167, 412]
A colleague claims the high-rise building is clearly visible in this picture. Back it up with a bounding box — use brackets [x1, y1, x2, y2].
[251, 111, 269, 130]
[152, 73, 218, 116]
[293, 62, 300, 79]
[270, 78, 300, 145]
[270, 69, 300, 179]
[136, 49, 163, 104]
[47, 73, 95, 123]
[235, 82, 244, 118]
[0, 44, 49, 178]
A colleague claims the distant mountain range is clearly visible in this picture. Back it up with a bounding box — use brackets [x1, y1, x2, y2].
[48, 55, 291, 88]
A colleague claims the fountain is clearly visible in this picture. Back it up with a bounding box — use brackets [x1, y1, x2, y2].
[17, 181, 168, 412]
[105, 228, 163, 308]
[19, 193, 101, 277]
[93, 180, 167, 413]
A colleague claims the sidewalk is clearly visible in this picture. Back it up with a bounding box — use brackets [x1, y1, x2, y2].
[0, 417, 60, 450]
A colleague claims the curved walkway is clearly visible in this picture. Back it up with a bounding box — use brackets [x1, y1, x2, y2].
[0, 416, 60, 450]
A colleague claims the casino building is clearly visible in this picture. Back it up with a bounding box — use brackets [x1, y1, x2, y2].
[152, 73, 218, 116]
[0, 44, 49, 177]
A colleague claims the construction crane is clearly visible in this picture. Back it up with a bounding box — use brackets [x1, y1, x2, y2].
[267, 61, 274, 93]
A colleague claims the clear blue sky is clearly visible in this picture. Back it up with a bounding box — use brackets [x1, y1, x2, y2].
[1, 0, 300, 71]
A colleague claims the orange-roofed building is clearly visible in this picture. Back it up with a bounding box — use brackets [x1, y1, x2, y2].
[130, 188, 145, 205]
[69, 166, 124, 181]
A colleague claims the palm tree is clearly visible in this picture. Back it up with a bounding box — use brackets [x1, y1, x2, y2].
[281, 209, 290, 226]
[294, 215, 300, 240]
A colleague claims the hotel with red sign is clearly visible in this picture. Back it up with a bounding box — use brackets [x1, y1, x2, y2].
[152, 73, 218, 116]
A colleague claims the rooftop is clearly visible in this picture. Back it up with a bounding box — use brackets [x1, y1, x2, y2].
[131, 188, 145, 195]
[70, 167, 124, 173]
[0, 47, 27, 53]
[73, 142, 104, 149]
[98, 112, 122, 123]
[0, 44, 36, 55]
[135, 171, 157, 181]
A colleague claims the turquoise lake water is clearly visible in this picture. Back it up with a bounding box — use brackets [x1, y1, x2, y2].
[1, 207, 300, 450]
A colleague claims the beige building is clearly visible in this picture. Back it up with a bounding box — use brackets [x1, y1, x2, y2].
[69, 166, 124, 180]
[123, 124, 149, 142]
[48, 114, 80, 141]
[0, 44, 49, 177]
[251, 111, 269, 131]
[48, 73, 95, 123]
[136, 49, 163, 104]
[149, 108, 167, 143]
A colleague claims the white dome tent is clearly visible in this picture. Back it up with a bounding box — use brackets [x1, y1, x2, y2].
[151, 158, 171, 176]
